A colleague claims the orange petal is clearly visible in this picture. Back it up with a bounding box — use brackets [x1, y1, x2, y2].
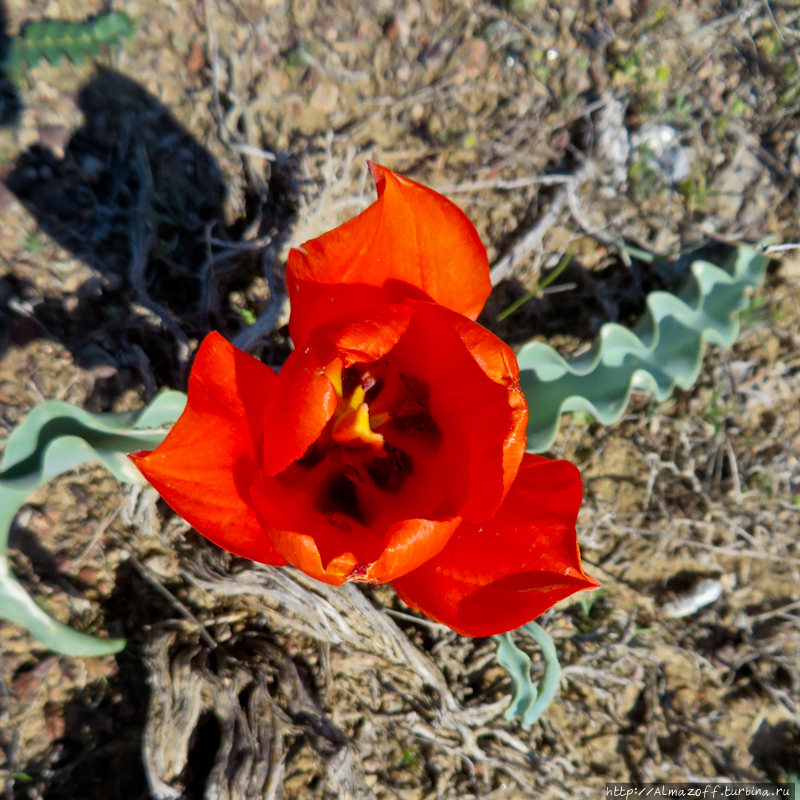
[306, 302, 416, 366]
[263, 526, 358, 586]
[391, 454, 599, 637]
[286, 163, 491, 347]
[414, 301, 528, 520]
[374, 301, 527, 524]
[362, 515, 462, 584]
[260, 348, 338, 477]
[250, 469, 461, 585]
[130, 332, 286, 566]
[255, 303, 519, 586]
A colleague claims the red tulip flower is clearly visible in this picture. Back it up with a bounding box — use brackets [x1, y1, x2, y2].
[131, 164, 597, 637]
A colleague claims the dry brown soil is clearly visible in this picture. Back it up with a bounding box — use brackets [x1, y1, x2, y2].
[1, 1, 800, 798]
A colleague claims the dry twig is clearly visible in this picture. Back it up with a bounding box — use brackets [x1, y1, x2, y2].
[489, 162, 592, 287]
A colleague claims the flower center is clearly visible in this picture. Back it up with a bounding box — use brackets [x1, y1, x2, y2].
[323, 360, 386, 449]
[274, 356, 445, 546]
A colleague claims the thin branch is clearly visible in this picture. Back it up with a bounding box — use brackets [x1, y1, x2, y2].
[228, 142, 276, 162]
[130, 555, 217, 650]
[435, 173, 571, 195]
[72, 507, 120, 569]
[489, 162, 592, 287]
[129, 144, 191, 367]
[232, 247, 287, 353]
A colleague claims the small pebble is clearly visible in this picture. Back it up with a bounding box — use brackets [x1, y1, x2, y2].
[384, 16, 410, 46]
[186, 42, 206, 72]
[38, 125, 70, 159]
[310, 82, 339, 114]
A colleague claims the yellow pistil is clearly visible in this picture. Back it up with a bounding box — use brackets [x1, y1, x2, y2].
[323, 359, 385, 449]
[332, 403, 384, 448]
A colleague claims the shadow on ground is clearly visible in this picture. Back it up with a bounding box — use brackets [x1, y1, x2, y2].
[14, 562, 169, 800]
[1, 66, 296, 797]
[481, 240, 740, 348]
[0, 1, 22, 127]
[2, 67, 296, 403]
[750, 720, 800, 782]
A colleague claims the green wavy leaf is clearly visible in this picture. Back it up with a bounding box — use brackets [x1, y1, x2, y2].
[500, 246, 767, 727]
[496, 632, 536, 721]
[0, 390, 186, 477]
[0, 557, 125, 656]
[495, 622, 562, 729]
[0, 390, 185, 655]
[518, 246, 769, 453]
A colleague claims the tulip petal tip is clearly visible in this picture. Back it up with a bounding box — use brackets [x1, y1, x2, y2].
[583, 572, 601, 591]
[367, 161, 385, 193]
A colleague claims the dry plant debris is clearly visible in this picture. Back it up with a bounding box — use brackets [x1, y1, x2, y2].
[1, 0, 799, 798]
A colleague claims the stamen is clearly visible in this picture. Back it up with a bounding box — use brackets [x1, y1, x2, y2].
[320, 359, 388, 449]
[348, 385, 366, 410]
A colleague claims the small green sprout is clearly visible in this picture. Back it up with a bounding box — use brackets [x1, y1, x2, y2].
[3, 12, 135, 84]
[239, 308, 257, 326]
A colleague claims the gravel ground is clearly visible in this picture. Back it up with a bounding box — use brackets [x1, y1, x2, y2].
[1, 1, 799, 798]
